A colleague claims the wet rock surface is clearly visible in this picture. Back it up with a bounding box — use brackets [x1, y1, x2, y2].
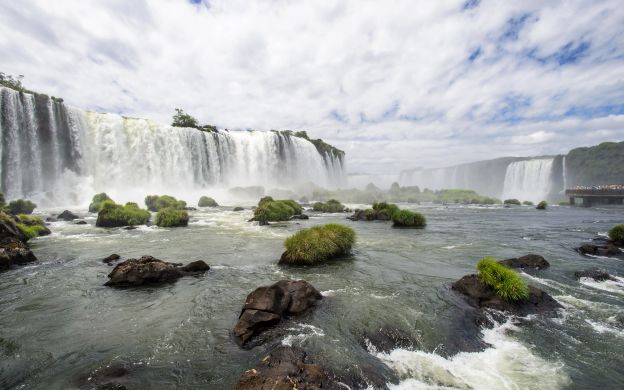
[104, 256, 209, 287]
[499, 254, 549, 270]
[57, 210, 79, 221]
[574, 269, 616, 281]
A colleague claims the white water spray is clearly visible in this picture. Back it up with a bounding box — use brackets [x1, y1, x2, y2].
[501, 158, 554, 203]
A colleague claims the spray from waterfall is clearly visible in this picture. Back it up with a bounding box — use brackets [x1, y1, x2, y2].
[501, 158, 554, 203]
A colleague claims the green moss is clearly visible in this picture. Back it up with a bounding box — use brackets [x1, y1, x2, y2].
[156, 207, 189, 227]
[89, 193, 112, 213]
[503, 199, 521, 206]
[536, 201, 547, 210]
[96, 201, 150, 227]
[6, 199, 37, 215]
[392, 209, 427, 228]
[17, 214, 44, 225]
[282, 224, 356, 264]
[0, 192, 5, 209]
[258, 196, 274, 207]
[477, 257, 529, 302]
[145, 195, 186, 212]
[16, 223, 47, 241]
[198, 196, 218, 207]
[608, 224, 624, 242]
[253, 199, 302, 222]
[522, 201, 534, 206]
[313, 199, 345, 212]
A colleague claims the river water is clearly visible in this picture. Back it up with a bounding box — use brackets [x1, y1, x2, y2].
[1, 204, 623, 389]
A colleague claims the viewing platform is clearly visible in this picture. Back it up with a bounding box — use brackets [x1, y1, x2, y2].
[565, 187, 624, 207]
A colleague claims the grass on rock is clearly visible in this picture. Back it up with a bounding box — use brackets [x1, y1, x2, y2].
[281, 223, 356, 265]
[392, 209, 426, 228]
[156, 207, 189, 227]
[608, 224, 624, 242]
[477, 257, 529, 302]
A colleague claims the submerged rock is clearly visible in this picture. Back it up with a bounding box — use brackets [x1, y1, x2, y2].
[499, 254, 550, 270]
[452, 274, 561, 316]
[235, 346, 337, 390]
[233, 206, 244, 211]
[75, 220, 88, 225]
[574, 269, 616, 281]
[361, 325, 419, 354]
[75, 362, 131, 390]
[102, 254, 121, 264]
[104, 256, 209, 287]
[233, 280, 322, 345]
[57, 210, 79, 221]
[577, 243, 621, 257]
[289, 214, 309, 220]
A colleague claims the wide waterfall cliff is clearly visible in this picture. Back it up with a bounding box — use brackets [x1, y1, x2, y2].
[0, 87, 345, 206]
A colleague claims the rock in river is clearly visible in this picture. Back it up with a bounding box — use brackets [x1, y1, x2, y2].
[499, 254, 550, 270]
[104, 256, 209, 287]
[57, 210, 79, 221]
[574, 269, 616, 281]
[233, 280, 322, 345]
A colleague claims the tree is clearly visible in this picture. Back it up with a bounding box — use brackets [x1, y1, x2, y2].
[172, 108, 199, 128]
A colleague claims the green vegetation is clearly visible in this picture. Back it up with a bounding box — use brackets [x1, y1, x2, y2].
[0, 192, 5, 209]
[504, 199, 521, 206]
[171, 108, 217, 132]
[198, 196, 218, 207]
[608, 224, 624, 242]
[281, 224, 355, 265]
[15, 214, 48, 241]
[145, 195, 186, 212]
[6, 199, 37, 215]
[89, 193, 112, 213]
[522, 201, 534, 206]
[156, 207, 189, 227]
[477, 257, 529, 302]
[392, 209, 427, 228]
[273, 130, 345, 160]
[558, 201, 569, 206]
[312, 199, 345, 213]
[536, 201, 547, 210]
[435, 189, 501, 205]
[372, 202, 400, 219]
[96, 200, 150, 227]
[253, 198, 303, 223]
[566, 141, 624, 187]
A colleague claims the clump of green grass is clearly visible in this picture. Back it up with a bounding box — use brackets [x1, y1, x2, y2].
[96, 200, 151, 227]
[503, 199, 521, 206]
[281, 223, 355, 264]
[16, 223, 47, 241]
[522, 201, 534, 206]
[6, 199, 37, 215]
[477, 257, 529, 302]
[156, 207, 189, 227]
[252, 198, 302, 222]
[198, 196, 218, 207]
[392, 209, 426, 228]
[536, 201, 547, 210]
[89, 193, 112, 213]
[144, 195, 186, 212]
[608, 224, 624, 242]
[313, 199, 345, 212]
[372, 202, 399, 219]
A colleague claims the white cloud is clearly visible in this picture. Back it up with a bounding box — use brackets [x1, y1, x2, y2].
[1, 0, 623, 174]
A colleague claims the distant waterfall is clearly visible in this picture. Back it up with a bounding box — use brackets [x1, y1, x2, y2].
[561, 156, 567, 193]
[501, 158, 554, 203]
[0, 87, 345, 206]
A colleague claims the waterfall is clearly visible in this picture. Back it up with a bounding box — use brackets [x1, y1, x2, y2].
[561, 155, 567, 193]
[501, 158, 555, 203]
[0, 87, 345, 206]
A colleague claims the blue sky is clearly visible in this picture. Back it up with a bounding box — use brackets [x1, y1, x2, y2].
[1, 0, 623, 175]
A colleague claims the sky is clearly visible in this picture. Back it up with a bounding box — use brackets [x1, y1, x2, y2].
[1, 0, 623, 175]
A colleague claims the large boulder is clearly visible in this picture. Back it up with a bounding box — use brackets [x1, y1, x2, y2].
[499, 254, 550, 270]
[574, 269, 616, 281]
[104, 256, 209, 287]
[235, 346, 337, 390]
[233, 280, 322, 345]
[57, 210, 79, 221]
[452, 274, 561, 316]
[577, 243, 621, 257]
[0, 237, 37, 270]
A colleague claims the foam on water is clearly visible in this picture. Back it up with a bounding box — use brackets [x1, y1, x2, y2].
[377, 320, 570, 389]
[579, 276, 624, 295]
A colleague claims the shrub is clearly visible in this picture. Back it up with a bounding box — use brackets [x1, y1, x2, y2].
[156, 207, 189, 227]
[252, 198, 302, 222]
[536, 201, 547, 210]
[503, 199, 521, 206]
[482, 197, 500, 205]
[6, 199, 37, 215]
[145, 195, 186, 212]
[89, 193, 112, 213]
[96, 201, 150, 227]
[198, 196, 218, 207]
[392, 209, 427, 228]
[16, 223, 48, 241]
[477, 257, 529, 302]
[522, 201, 534, 206]
[608, 224, 624, 242]
[313, 199, 345, 213]
[281, 224, 356, 264]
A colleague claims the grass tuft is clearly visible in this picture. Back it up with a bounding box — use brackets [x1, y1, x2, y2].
[96, 201, 150, 227]
[156, 207, 189, 227]
[391, 209, 426, 228]
[282, 223, 355, 264]
[608, 224, 624, 242]
[477, 257, 529, 302]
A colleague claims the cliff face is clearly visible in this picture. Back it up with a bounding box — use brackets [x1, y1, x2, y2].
[565, 141, 624, 187]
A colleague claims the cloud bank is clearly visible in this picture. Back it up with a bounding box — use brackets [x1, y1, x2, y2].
[1, 0, 623, 175]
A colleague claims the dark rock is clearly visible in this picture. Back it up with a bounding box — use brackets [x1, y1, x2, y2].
[102, 254, 121, 264]
[0, 237, 37, 271]
[574, 269, 616, 281]
[233, 207, 244, 211]
[499, 254, 549, 270]
[185, 207, 197, 211]
[289, 214, 309, 220]
[361, 326, 418, 354]
[181, 260, 210, 273]
[57, 210, 79, 221]
[104, 256, 209, 287]
[124, 226, 137, 230]
[452, 274, 561, 316]
[75, 363, 130, 390]
[75, 220, 88, 225]
[235, 346, 337, 390]
[233, 280, 322, 345]
[577, 243, 598, 255]
[46, 217, 58, 222]
[577, 242, 621, 257]
[0, 216, 26, 243]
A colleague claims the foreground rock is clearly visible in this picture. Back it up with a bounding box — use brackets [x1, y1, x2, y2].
[105, 256, 209, 287]
[0, 212, 37, 270]
[233, 280, 322, 345]
[102, 254, 121, 264]
[574, 269, 616, 281]
[235, 346, 338, 390]
[452, 274, 561, 316]
[577, 242, 621, 257]
[499, 254, 550, 270]
[57, 210, 79, 221]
